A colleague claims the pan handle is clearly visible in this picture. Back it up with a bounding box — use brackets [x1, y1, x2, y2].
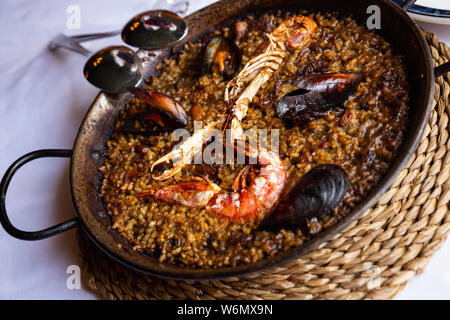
[435, 62, 450, 78]
[0, 149, 79, 240]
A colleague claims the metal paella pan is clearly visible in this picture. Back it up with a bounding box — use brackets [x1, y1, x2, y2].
[1, 0, 450, 280]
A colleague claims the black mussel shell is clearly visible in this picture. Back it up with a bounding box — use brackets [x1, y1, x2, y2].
[128, 87, 188, 126]
[202, 35, 241, 78]
[259, 164, 349, 235]
[276, 73, 364, 126]
[122, 111, 182, 136]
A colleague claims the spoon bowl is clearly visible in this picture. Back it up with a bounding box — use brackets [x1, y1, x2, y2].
[81, 10, 188, 93]
[49, 9, 188, 93]
[121, 10, 188, 50]
[83, 46, 143, 93]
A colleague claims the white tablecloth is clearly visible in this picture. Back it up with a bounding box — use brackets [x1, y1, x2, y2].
[0, 0, 449, 299]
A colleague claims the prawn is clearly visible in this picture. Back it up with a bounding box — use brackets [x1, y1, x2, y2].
[138, 140, 286, 220]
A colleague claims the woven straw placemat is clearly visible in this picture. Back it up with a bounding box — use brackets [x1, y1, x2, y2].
[77, 31, 450, 300]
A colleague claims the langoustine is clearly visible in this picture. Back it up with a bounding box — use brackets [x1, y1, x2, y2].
[150, 15, 318, 180]
[224, 16, 317, 140]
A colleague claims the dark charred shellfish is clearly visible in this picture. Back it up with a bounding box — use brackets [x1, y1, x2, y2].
[202, 35, 241, 78]
[128, 87, 187, 125]
[122, 88, 187, 135]
[121, 111, 184, 136]
[275, 73, 364, 126]
[259, 164, 349, 235]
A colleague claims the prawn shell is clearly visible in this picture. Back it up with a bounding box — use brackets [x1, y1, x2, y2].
[276, 73, 363, 125]
[258, 164, 349, 234]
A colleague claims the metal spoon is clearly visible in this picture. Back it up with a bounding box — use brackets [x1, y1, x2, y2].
[50, 10, 188, 93]
[49, 10, 187, 54]
[121, 10, 188, 50]
[83, 46, 144, 94]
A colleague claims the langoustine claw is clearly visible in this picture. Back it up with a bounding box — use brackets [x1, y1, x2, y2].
[151, 121, 218, 180]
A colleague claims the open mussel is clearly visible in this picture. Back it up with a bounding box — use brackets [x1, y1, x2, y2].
[129, 87, 187, 125]
[275, 73, 363, 126]
[122, 88, 187, 135]
[121, 111, 183, 136]
[259, 164, 349, 235]
[202, 35, 241, 78]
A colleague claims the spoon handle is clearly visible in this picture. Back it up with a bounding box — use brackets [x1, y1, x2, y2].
[68, 30, 121, 42]
[48, 31, 120, 56]
[48, 0, 189, 56]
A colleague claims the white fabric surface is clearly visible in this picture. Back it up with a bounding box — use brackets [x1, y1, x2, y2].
[0, 0, 449, 300]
